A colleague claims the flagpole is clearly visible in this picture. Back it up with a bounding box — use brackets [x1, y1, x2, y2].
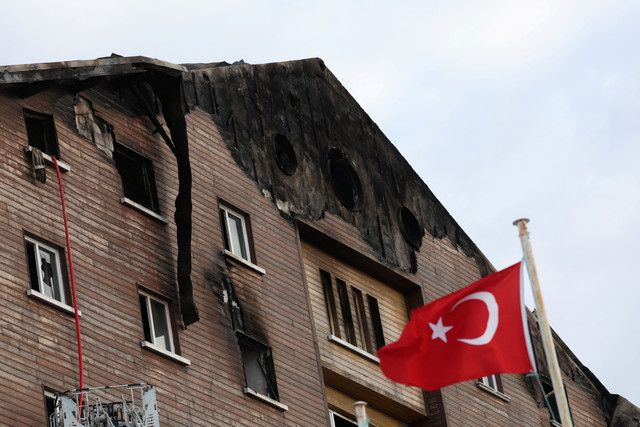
[513, 218, 572, 426]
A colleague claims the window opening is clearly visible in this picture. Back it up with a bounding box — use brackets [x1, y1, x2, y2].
[44, 390, 57, 427]
[24, 109, 59, 158]
[329, 157, 363, 211]
[221, 205, 252, 263]
[322, 271, 386, 356]
[352, 287, 372, 353]
[330, 411, 358, 427]
[113, 142, 159, 213]
[336, 278, 356, 346]
[399, 206, 423, 248]
[481, 375, 498, 391]
[26, 236, 66, 304]
[139, 293, 174, 353]
[237, 332, 279, 401]
[321, 269, 341, 338]
[367, 295, 385, 350]
[273, 134, 298, 175]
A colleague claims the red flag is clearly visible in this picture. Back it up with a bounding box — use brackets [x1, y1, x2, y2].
[377, 262, 534, 390]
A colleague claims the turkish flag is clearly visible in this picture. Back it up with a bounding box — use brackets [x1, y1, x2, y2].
[377, 262, 534, 390]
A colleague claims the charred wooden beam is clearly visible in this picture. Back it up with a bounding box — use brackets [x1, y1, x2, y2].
[131, 85, 176, 155]
[149, 71, 199, 327]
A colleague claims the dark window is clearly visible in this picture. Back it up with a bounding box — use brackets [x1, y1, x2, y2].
[398, 206, 423, 248]
[352, 287, 372, 353]
[336, 278, 356, 346]
[273, 134, 298, 175]
[330, 411, 358, 427]
[321, 269, 341, 338]
[24, 109, 59, 158]
[237, 332, 279, 401]
[113, 142, 159, 212]
[321, 270, 385, 355]
[367, 295, 385, 350]
[329, 158, 363, 211]
[539, 376, 573, 425]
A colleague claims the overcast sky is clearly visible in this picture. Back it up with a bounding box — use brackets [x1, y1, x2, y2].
[2, 0, 638, 407]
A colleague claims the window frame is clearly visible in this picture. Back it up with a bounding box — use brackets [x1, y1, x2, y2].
[220, 204, 253, 263]
[329, 410, 358, 427]
[138, 289, 190, 365]
[320, 269, 385, 361]
[24, 234, 79, 315]
[236, 331, 287, 411]
[113, 142, 165, 221]
[219, 202, 265, 274]
[477, 374, 510, 402]
[24, 108, 60, 159]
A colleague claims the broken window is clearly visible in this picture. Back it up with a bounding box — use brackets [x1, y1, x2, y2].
[321, 269, 385, 355]
[44, 389, 57, 427]
[321, 269, 341, 338]
[273, 134, 298, 176]
[24, 109, 59, 158]
[367, 295, 385, 350]
[352, 287, 372, 353]
[329, 411, 358, 427]
[25, 236, 67, 304]
[540, 376, 572, 425]
[336, 278, 356, 346]
[237, 331, 279, 401]
[220, 203, 254, 263]
[113, 142, 160, 213]
[328, 156, 363, 211]
[139, 291, 175, 353]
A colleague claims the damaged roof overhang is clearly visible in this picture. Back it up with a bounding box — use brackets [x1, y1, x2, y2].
[0, 55, 185, 86]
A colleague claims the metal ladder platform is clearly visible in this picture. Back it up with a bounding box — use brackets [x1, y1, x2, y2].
[49, 383, 159, 427]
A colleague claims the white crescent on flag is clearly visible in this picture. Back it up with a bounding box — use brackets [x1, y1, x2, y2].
[451, 291, 499, 346]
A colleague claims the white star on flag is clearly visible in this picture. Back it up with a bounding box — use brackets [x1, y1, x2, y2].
[429, 317, 453, 342]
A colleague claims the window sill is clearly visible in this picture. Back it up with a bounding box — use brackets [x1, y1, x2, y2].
[550, 421, 562, 427]
[121, 197, 169, 224]
[244, 387, 288, 411]
[27, 290, 81, 316]
[24, 146, 71, 172]
[476, 381, 511, 402]
[140, 341, 190, 366]
[328, 335, 380, 364]
[222, 250, 266, 275]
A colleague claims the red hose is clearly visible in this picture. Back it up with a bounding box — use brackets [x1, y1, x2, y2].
[52, 156, 84, 412]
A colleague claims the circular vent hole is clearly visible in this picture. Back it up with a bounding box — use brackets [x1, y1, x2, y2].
[329, 157, 363, 211]
[399, 206, 422, 248]
[273, 134, 298, 175]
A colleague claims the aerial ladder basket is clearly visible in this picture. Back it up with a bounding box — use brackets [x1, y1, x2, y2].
[49, 383, 159, 427]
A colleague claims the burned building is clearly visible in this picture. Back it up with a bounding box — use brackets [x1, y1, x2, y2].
[0, 55, 636, 426]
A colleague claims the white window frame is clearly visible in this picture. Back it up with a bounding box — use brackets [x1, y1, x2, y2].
[26, 236, 66, 305]
[221, 205, 252, 263]
[480, 375, 498, 391]
[139, 292, 175, 353]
